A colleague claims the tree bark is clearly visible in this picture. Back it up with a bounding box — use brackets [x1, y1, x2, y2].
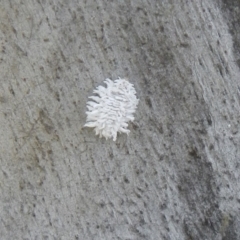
[0, 0, 240, 239]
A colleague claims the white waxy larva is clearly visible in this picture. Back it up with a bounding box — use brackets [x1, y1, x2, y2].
[84, 78, 139, 141]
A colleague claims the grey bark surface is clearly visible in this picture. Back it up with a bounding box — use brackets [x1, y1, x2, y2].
[0, 0, 240, 239]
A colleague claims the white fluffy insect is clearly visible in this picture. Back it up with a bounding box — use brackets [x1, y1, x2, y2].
[84, 78, 139, 141]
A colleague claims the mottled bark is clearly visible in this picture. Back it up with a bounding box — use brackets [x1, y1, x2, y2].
[0, 0, 240, 239]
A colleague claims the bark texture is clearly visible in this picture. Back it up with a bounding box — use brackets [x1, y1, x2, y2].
[0, 0, 240, 239]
